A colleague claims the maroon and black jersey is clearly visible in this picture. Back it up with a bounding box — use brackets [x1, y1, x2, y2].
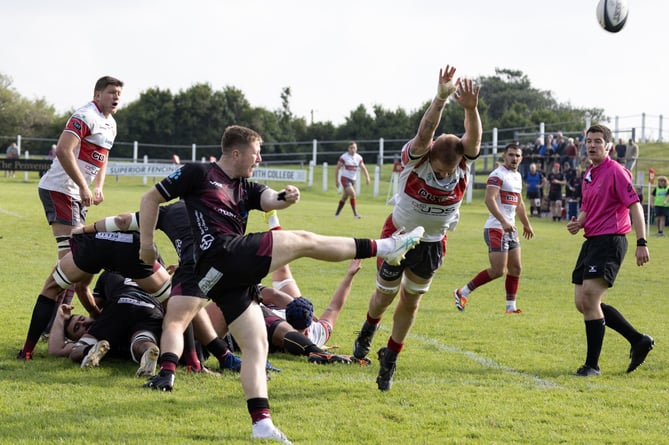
[155, 162, 268, 262]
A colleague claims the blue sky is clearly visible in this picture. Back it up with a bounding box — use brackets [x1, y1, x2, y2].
[3, 0, 666, 137]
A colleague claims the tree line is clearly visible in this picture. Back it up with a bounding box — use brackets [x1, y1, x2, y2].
[0, 68, 605, 160]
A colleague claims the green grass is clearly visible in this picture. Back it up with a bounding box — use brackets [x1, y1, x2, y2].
[0, 172, 668, 444]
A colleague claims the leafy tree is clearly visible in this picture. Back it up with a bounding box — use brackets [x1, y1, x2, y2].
[0, 73, 58, 154]
[0, 67, 611, 159]
[335, 105, 375, 141]
[477, 68, 555, 124]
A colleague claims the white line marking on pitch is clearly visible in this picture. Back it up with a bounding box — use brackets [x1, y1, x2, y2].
[0, 207, 24, 218]
[408, 331, 561, 389]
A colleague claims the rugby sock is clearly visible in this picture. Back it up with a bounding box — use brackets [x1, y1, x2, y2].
[584, 318, 605, 369]
[354, 238, 376, 258]
[181, 324, 201, 370]
[366, 313, 382, 326]
[335, 200, 345, 216]
[387, 337, 403, 354]
[158, 352, 179, 373]
[248, 397, 271, 423]
[264, 210, 281, 231]
[22, 295, 57, 354]
[505, 275, 520, 308]
[601, 303, 643, 344]
[205, 338, 235, 363]
[466, 270, 493, 294]
[282, 331, 321, 356]
[350, 198, 358, 215]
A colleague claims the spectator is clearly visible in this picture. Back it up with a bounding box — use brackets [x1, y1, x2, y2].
[614, 138, 627, 164]
[5, 142, 19, 177]
[565, 137, 579, 169]
[523, 162, 546, 217]
[519, 142, 533, 178]
[625, 139, 639, 172]
[565, 166, 582, 221]
[555, 132, 567, 166]
[651, 176, 669, 237]
[547, 162, 566, 221]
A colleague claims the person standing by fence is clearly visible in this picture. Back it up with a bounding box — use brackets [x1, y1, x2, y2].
[651, 176, 669, 237]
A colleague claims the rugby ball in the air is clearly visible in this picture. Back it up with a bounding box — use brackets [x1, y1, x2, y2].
[596, 0, 629, 33]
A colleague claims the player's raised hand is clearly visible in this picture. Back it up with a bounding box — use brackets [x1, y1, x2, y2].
[453, 78, 480, 110]
[437, 65, 457, 100]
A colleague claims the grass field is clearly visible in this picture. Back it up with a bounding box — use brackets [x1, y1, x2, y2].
[0, 172, 667, 445]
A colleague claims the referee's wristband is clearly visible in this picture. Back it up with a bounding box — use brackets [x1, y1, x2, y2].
[637, 238, 648, 247]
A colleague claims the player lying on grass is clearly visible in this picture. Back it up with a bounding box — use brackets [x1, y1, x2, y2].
[47, 271, 162, 377]
[203, 211, 369, 365]
[205, 257, 371, 365]
[69, 201, 244, 374]
[17, 230, 171, 360]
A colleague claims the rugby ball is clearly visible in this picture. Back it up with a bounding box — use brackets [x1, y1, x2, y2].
[596, 0, 629, 33]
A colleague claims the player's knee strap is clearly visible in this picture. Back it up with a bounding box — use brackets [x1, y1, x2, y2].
[272, 278, 296, 291]
[126, 213, 139, 231]
[402, 276, 431, 294]
[150, 279, 172, 303]
[104, 216, 123, 232]
[53, 263, 73, 289]
[130, 331, 158, 363]
[56, 235, 71, 253]
[376, 278, 400, 295]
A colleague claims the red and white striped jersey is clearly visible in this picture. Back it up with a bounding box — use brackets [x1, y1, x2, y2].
[39, 101, 117, 199]
[338, 152, 365, 181]
[484, 164, 522, 229]
[391, 140, 472, 242]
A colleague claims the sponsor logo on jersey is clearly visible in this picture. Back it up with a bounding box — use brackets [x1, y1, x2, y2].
[95, 232, 134, 243]
[412, 202, 458, 215]
[92, 151, 106, 162]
